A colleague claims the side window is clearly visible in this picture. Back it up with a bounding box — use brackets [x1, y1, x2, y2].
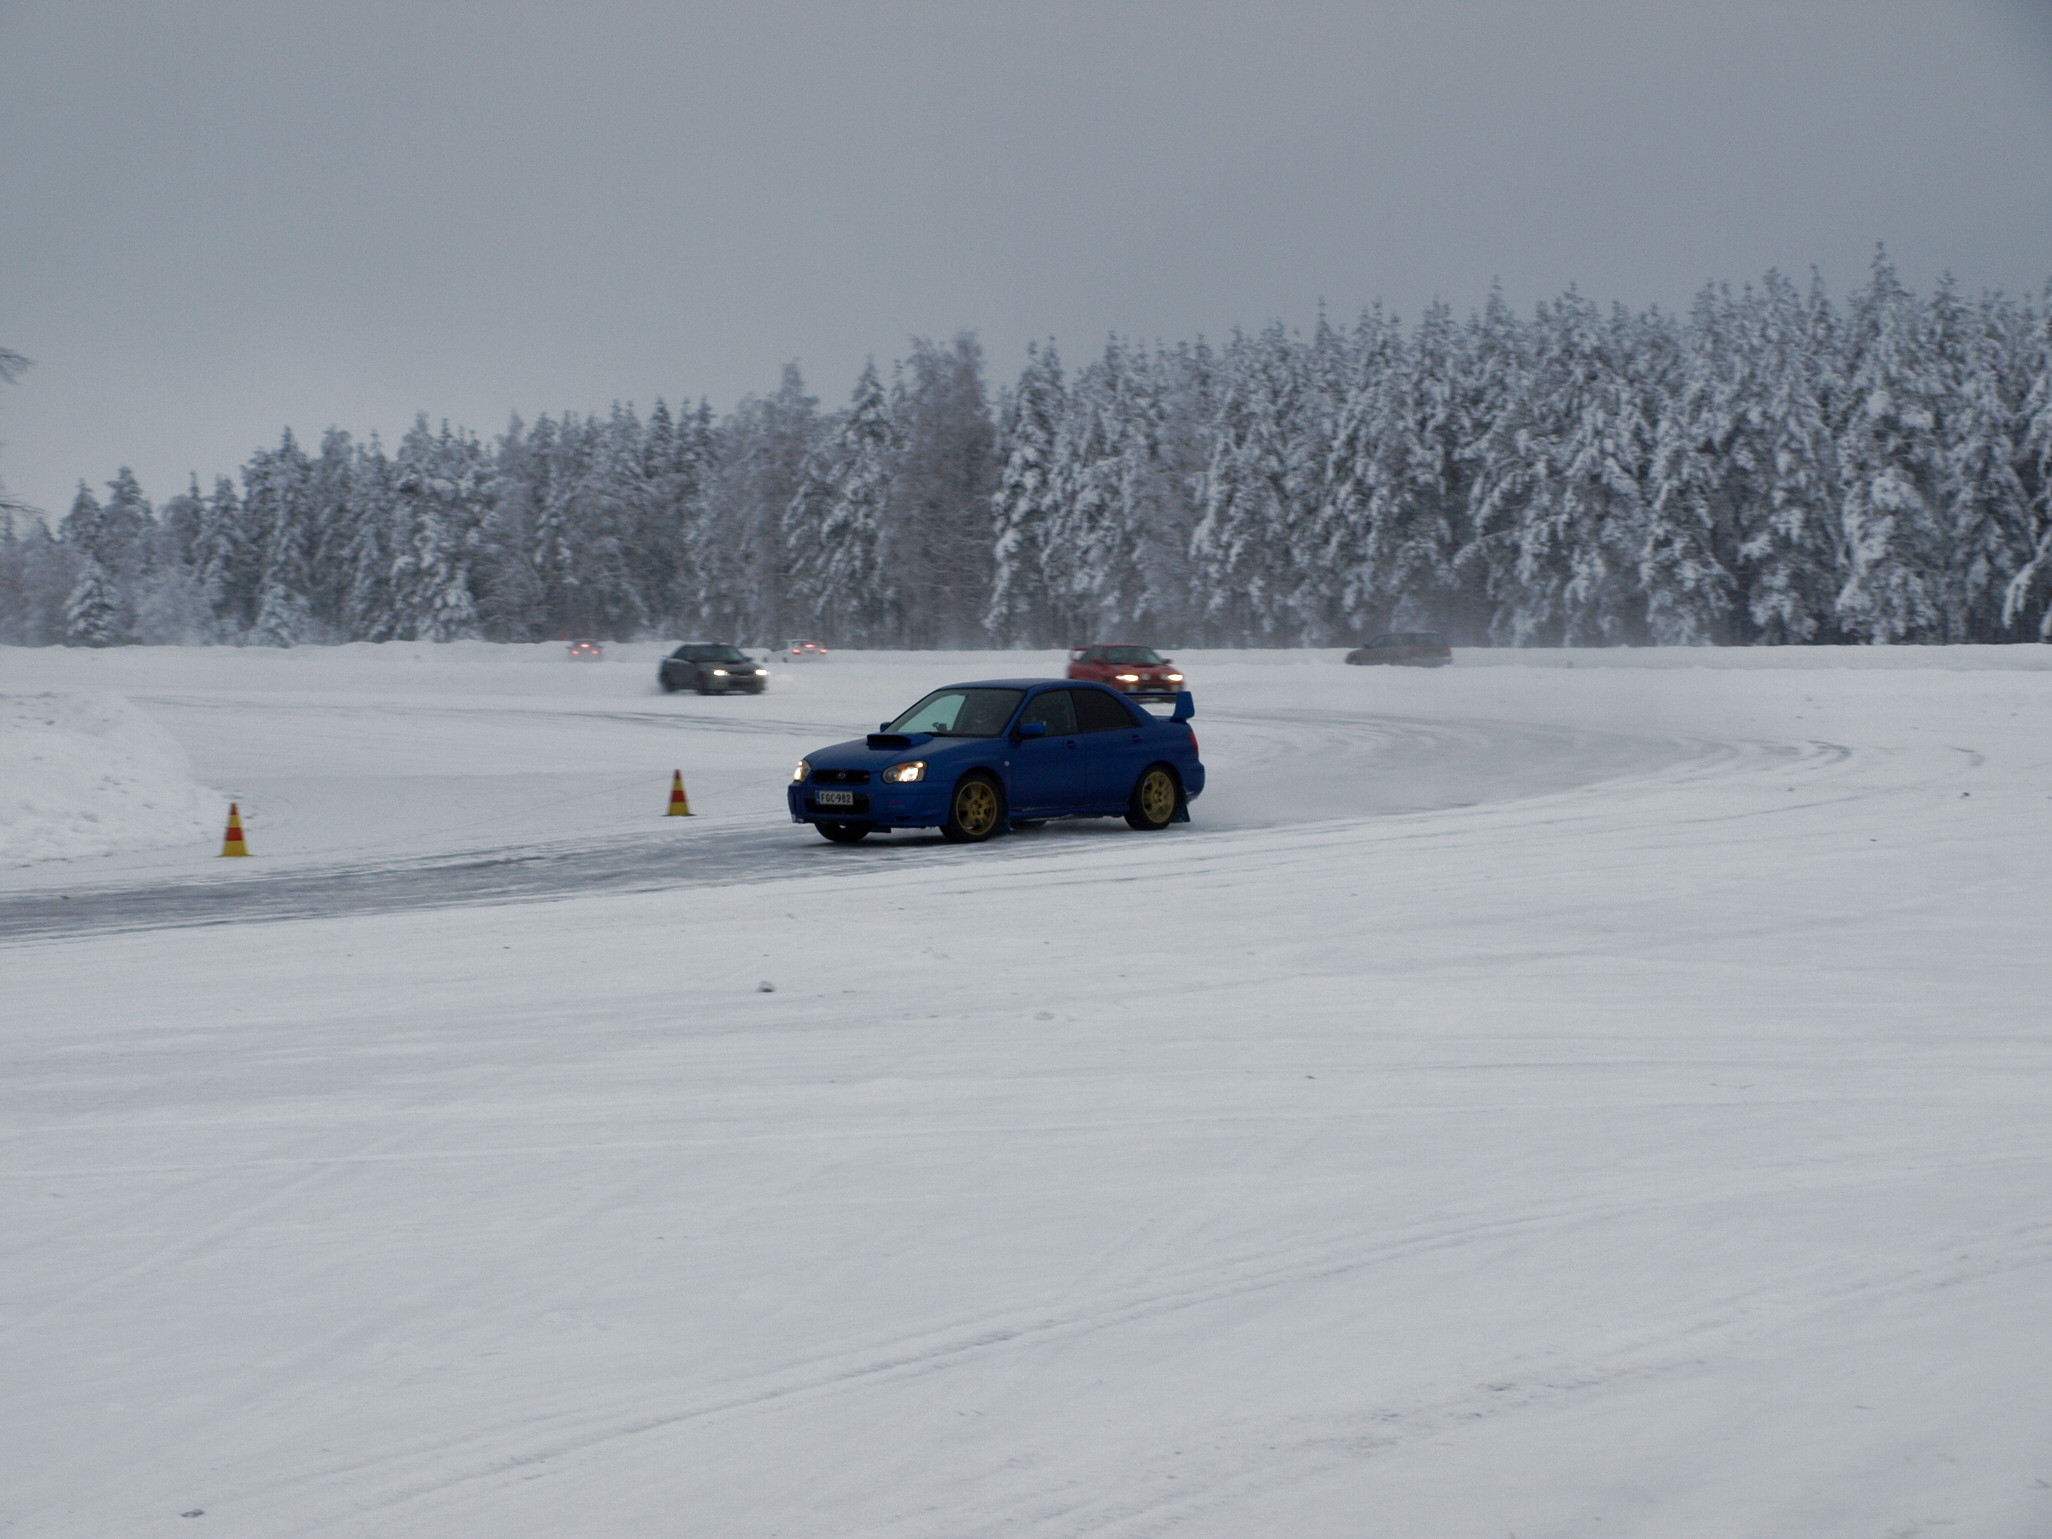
[1083, 647, 1105, 663]
[1020, 690, 1078, 735]
[1073, 689, 1138, 733]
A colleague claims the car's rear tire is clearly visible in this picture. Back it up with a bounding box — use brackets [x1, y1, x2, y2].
[941, 773, 1004, 843]
[1125, 765, 1179, 831]
[816, 821, 871, 844]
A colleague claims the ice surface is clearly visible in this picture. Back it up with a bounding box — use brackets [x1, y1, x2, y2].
[1, 642, 2048, 1536]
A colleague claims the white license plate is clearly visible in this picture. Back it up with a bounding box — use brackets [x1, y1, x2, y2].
[814, 790, 855, 807]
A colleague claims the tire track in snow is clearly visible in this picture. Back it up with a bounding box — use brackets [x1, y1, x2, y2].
[230, 1186, 2052, 1535]
[0, 710, 1740, 941]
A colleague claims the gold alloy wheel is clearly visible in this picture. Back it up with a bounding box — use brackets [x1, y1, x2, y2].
[1136, 767, 1177, 826]
[952, 777, 1001, 839]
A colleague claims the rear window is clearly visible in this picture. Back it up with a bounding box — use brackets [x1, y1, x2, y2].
[1073, 689, 1140, 732]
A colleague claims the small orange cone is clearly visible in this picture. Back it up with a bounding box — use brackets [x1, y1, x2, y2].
[667, 771, 692, 817]
[220, 802, 250, 857]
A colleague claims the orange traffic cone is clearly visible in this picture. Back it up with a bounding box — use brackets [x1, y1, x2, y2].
[220, 802, 250, 856]
[667, 771, 692, 817]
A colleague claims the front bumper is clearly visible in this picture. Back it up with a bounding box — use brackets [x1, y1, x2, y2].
[790, 783, 948, 827]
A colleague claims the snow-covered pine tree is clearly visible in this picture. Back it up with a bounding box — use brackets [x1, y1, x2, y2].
[388, 416, 484, 642]
[62, 557, 122, 646]
[243, 430, 318, 645]
[1930, 282, 2036, 640]
[887, 333, 995, 648]
[188, 477, 247, 637]
[0, 512, 82, 645]
[1642, 284, 1752, 644]
[58, 482, 104, 560]
[556, 404, 652, 639]
[470, 416, 545, 641]
[784, 361, 897, 645]
[1469, 289, 1662, 645]
[1193, 324, 1324, 642]
[987, 342, 1065, 644]
[703, 365, 816, 643]
[1728, 271, 1847, 643]
[304, 428, 358, 633]
[1320, 304, 1465, 640]
[2000, 289, 2052, 638]
[662, 399, 718, 633]
[1834, 250, 1950, 643]
[337, 437, 398, 640]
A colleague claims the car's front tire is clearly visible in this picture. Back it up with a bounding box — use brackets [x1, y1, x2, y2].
[941, 773, 1004, 843]
[816, 821, 871, 844]
[1125, 765, 1180, 831]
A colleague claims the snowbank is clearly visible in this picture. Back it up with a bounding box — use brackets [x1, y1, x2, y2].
[0, 692, 220, 865]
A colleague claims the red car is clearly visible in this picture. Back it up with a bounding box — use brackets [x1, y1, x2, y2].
[1067, 644, 1184, 697]
[565, 639, 604, 661]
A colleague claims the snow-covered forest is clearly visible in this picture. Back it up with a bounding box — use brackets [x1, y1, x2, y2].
[6, 255, 2051, 649]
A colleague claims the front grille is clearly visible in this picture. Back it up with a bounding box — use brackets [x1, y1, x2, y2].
[813, 769, 871, 785]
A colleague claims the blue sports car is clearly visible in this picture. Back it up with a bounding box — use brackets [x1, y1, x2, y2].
[789, 679, 1205, 843]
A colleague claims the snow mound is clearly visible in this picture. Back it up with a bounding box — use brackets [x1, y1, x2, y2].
[0, 693, 220, 866]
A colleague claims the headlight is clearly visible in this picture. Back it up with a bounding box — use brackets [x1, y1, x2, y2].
[711, 668, 729, 676]
[753, 668, 767, 676]
[1115, 673, 1140, 682]
[882, 760, 927, 783]
[791, 758, 810, 783]
[1165, 672, 1183, 682]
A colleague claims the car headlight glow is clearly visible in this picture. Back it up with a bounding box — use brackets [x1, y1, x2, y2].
[753, 668, 767, 676]
[792, 758, 810, 783]
[1115, 673, 1140, 682]
[882, 760, 927, 783]
[1166, 672, 1183, 682]
[711, 668, 729, 676]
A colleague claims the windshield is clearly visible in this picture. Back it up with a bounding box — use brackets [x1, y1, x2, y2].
[1102, 646, 1163, 665]
[886, 688, 1024, 737]
[675, 645, 747, 662]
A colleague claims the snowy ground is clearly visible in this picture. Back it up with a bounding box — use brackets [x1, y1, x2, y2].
[2, 641, 2049, 1536]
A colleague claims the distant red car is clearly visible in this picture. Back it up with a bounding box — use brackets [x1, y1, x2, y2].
[566, 639, 604, 661]
[1067, 644, 1184, 697]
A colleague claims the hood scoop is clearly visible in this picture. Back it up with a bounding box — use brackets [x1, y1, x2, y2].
[867, 732, 916, 749]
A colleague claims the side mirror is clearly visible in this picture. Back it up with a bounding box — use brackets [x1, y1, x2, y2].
[1014, 721, 1047, 739]
[879, 721, 892, 732]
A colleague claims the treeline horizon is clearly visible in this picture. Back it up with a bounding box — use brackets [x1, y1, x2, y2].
[4, 251, 2050, 650]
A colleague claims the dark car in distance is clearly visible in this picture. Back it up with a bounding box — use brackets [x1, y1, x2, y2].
[789, 679, 1205, 844]
[659, 644, 769, 694]
[1344, 632, 1452, 667]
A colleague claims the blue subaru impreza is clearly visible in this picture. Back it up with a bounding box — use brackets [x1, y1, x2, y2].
[789, 679, 1205, 843]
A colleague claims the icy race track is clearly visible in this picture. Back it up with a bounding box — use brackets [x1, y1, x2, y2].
[3, 642, 2049, 1538]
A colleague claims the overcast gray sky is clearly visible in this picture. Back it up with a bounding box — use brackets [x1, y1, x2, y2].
[3, 0, 2050, 520]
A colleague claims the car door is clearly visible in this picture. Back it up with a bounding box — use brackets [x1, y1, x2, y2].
[1071, 686, 1148, 805]
[1007, 688, 1081, 815]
